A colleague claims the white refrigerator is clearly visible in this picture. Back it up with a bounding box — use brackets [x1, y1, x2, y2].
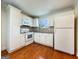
[54, 10, 74, 55]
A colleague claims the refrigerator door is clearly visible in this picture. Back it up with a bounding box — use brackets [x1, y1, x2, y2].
[54, 10, 74, 28]
[54, 29, 74, 55]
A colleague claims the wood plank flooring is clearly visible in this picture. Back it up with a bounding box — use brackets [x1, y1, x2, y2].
[1, 43, 78, 59]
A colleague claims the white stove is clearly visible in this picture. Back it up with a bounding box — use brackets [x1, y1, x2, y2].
[25, 32, 33, 42]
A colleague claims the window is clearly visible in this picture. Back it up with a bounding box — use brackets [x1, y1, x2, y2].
[39, 18, 49, 28]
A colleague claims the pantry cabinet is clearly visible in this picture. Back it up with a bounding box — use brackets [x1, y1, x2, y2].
[6, 5, 25, 52]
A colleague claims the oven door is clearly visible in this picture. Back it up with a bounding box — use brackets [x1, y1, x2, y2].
[27, 34, 32, 39]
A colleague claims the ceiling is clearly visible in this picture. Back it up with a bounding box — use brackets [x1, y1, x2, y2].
[2, 0, 74, 17]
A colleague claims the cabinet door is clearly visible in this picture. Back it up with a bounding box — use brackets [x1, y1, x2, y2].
[39, 33, 45, 44]
[49, 19, 54, 26]
[20, 34, 25, 46]
[54, 29, 74, 55]
[13, 25, 25, 50]
[28, 19, 33, 26]
[34, 33, 40, 43]
[10, 6, 21, 27]
[33, 18, 39, 27]
[48, 16, 54, 26]
[45, 34, 53, 47]
[22, 19, 30, 25]
[54, 10, 74, 28]
[39, 33, 53, 47]
[22, 14, 32, 26]
[13, 26, 20, 49]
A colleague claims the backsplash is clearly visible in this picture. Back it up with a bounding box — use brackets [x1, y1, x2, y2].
[30, 26, 54, 33]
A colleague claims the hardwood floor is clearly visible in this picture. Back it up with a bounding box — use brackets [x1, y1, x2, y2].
[1, 43, 78, 59]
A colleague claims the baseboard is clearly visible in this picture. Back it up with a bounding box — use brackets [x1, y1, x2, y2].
[33, 42, 54, 49]
[7, 40, 33, 53]
[25, 40, 33, 46]
[54, 49, 75, 56]
[1, 50, 8, 56]
[1, 50, 7, 52]
[55, 49, 78, 58]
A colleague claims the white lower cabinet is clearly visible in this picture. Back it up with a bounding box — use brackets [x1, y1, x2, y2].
[39, 33, 53, 47]
[34, 33, 53, 47]
[34, 33, 40, 43]
[20, 34, 26, 47]
[54, 29, 74, 55]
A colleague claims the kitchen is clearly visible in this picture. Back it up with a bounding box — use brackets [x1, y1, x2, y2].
[1, 0, 78, 59]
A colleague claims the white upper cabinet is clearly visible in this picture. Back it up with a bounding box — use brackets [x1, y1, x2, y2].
[22, 14, 33, 26]
[33, 18, 39, 27]
[54, 10, 74, 28]
[48, 16, 54, 26]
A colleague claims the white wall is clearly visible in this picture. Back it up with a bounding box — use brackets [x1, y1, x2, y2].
[1, 4, 7, 50]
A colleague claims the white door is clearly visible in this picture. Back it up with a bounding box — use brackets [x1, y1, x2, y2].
[54, 29, 74, 55]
